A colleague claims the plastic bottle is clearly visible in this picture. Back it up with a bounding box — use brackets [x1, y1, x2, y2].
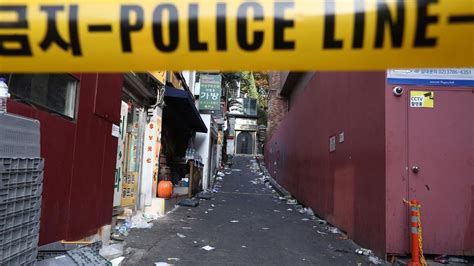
[0, 78, 9, 113]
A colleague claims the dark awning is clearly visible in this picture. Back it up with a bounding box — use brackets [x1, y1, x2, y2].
[163, 86, 208, 133]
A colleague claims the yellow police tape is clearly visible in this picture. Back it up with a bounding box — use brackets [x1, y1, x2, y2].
[0, 0, 473, 72]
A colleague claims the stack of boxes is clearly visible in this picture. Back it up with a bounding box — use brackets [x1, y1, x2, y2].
[0, 113, 42, 265]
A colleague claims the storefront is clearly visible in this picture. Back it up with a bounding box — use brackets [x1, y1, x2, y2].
[159, 86, 207, 198]
[113, 73, 158, 210]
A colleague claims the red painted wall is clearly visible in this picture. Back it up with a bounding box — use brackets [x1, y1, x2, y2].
[8, 74, 123, 245]
[265, 72, 387, 256]
[385, 84, 474, 255]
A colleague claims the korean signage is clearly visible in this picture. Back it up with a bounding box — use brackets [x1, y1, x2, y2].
[410, 91, 434, 108]
[199, 74, 222, 111]
[121, 172, 138, 206]
[388, 69, 474, 87]
[113, 101, 128, 207]
[0, 0, 472, 72]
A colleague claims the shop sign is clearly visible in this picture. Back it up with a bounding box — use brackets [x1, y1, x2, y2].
[199, 74, 222, 111]
[121, 172, 138, 206]
[113, 101, 128, 207]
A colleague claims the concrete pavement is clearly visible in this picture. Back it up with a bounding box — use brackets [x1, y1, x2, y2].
[123, 156, 380, 265]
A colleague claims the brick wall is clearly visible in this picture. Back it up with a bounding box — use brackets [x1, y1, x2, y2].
[266, 72, 288, 140]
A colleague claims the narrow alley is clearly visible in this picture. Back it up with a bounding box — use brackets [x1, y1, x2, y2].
[122, 156, 374, 265]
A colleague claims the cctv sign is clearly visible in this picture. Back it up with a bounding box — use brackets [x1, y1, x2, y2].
[0, 0, 473, 72]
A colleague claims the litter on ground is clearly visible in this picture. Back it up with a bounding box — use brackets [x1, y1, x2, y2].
[202, 245, 215, 251]
[110, 256, 125, 266]
[328, 227, 342, 234]
[355, 248, 373, 256]
[368, 256, 383, 264]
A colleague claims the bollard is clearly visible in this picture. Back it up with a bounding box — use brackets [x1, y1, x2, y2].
[407, 199, 421, 266]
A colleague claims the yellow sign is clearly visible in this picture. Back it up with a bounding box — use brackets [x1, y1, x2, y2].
[121, 172, 138, 206]
[410, 91, 434, 108]
[0, 0, 473, 72]
[148, 71, 167, 85]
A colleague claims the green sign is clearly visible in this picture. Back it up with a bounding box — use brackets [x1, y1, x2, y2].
[199, 74, 222, 111]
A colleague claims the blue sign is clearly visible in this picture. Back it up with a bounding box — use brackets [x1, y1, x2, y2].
[387, 68, 474, 87]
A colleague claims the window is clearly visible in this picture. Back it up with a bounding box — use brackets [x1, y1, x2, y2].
[243, 98, 257, 116]
[8, 74, 78, 119]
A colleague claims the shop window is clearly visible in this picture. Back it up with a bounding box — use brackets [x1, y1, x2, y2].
[7, 74, 78, 119]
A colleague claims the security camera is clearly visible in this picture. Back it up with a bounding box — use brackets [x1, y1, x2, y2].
[393, 86, 403, 96]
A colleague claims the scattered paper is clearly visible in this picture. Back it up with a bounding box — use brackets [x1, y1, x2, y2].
[262, 227, 270, 230]
[328, 227, 341, 234]
[368, 256, 383, 265]
[287, 199, 297, 205]
[316, 230, 328, 235]
[155, 263, 170, 266]
[273, 210, 281, 212]
[202, 245, 215, 251]
[301, 218, 309, 221]
[110, 256, 125, 266]
[168, 258, 180, 261]
[230, 220, 239, 223]
[242, 245, 247, 248]
[177, 233, 186, 238]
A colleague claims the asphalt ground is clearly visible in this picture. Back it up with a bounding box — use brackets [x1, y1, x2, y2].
[123, 156, 379, 265]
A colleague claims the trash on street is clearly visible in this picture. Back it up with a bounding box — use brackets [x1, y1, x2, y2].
[202, 245, 215, 251]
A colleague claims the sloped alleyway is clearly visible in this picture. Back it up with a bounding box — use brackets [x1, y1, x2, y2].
[123, 156, 378, 265]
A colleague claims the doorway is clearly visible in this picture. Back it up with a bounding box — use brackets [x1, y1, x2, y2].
[236, 132, 254, 154]
[407, 88, 473, 254]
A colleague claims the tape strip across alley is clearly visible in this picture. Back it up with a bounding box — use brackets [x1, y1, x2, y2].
[0, 0, 473, 72]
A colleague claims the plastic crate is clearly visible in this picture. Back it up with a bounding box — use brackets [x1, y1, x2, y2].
[0, 234, 38, 261]
[0, 196, 41, 217]
[0, 170, 43, 189]
[0, 221, 39, 247]
[0, 158, 44, 173]
[0, 182, 43, 204]
[0, 208, 41, 233]
[67, 247, 111, 266]
[0, 247, 37, 266]
[0, 113, 40, 158]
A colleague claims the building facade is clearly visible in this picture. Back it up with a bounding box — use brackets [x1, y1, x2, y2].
[265, 69, 474, 257]
[3, 73, 123, 245]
